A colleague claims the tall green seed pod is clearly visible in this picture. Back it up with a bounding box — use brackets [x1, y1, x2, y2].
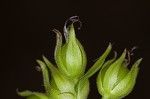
[97, 50, 142, 99]
[54, 23, 87, 79]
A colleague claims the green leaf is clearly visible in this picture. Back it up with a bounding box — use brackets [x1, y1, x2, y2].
[75, 43, 112, 92]
[17, 91, 49, 99]
[36, 60, 51, 95]
[84, 43, 112, 80]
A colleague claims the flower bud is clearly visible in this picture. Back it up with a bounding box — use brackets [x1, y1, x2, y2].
[97, 50, 142, 99]
[54, 24, 87, 78]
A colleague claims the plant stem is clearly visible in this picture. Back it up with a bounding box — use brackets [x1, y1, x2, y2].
[102, 96, 109, 99]
[102, 96, 120, 99]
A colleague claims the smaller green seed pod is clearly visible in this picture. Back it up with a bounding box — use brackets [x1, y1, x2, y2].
[97, 50, 142, 99]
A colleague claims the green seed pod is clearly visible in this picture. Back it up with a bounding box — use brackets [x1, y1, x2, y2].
[54, 24, 87, 79]
[42, 56, 76, 99]
[97, 50, 142, 99]
[43, 56, 89, 99]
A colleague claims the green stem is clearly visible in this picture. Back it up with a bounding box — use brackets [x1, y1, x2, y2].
[102, 96, 109, 99]
[102, 96, 120, 99]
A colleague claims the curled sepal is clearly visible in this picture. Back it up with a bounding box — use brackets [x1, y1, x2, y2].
[53, 29, 69, 77]
[17, 91, 49, 99]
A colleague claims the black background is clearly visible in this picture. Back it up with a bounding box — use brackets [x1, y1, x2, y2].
[5, 0, 149, 99]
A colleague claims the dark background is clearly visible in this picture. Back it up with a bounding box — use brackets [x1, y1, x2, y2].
[5, 0, 149, 98]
